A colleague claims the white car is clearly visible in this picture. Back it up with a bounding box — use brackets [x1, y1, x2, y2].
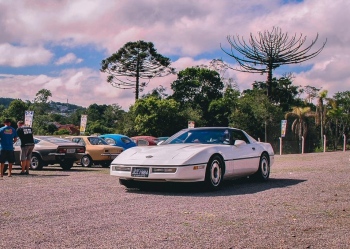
[110, 127, 275, 190]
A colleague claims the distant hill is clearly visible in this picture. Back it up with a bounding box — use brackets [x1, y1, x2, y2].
[0, 97, 85, 113]
[0, 97, 15, 107]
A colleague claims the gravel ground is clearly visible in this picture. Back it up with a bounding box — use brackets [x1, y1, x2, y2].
[0, 151, 350, 249]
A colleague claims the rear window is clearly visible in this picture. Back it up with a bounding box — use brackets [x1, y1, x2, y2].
[38, 137, 72, 143]
[121, 137, 133, 144]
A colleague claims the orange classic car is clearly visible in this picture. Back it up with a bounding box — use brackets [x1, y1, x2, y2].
[66, 136, 123, 167]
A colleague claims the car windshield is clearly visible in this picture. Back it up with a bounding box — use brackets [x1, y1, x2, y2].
[163, 129, 231, 145]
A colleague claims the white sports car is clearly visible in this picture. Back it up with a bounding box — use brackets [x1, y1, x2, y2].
[110, 127, 275, 190]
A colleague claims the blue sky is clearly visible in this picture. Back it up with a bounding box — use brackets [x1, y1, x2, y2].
[0, 0, 348, 110]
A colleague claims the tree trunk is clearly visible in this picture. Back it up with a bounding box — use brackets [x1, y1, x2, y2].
[135, 57, 140, 100]
[266, 64, 273, 98]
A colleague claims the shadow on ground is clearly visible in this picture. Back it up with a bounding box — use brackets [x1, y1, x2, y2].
[124, 177, 306, 197]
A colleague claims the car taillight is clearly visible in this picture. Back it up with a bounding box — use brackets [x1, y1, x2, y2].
[77, 147, 85, 153]
[58, 148, 66, 153]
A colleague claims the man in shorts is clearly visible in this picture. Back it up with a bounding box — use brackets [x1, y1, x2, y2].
[0, 119, 18, 177]
[16, 121, 35, 175]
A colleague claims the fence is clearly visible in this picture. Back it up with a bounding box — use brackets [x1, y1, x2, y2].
[276, 134, 349, 155]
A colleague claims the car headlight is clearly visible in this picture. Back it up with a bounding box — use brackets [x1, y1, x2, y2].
[152, 168, 177, 173]
[112, 166, 131, 171]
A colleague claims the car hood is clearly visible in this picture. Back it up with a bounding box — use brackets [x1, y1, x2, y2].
[112, 143, 213, 165]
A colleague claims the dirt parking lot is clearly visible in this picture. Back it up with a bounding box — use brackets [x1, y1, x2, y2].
[1, 151, 350, 249]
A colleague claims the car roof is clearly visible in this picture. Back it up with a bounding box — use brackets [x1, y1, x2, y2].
[100, 134, 129, 138]
[131, 135, 157, 139]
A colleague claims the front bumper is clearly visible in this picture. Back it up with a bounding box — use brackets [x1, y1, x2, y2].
[110, 164, 207, 182]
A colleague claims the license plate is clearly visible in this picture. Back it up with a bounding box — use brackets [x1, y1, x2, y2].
[67, 149, 75, 153]
[131, 167, 149, 177]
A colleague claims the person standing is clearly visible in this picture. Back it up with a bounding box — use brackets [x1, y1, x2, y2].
[0, 119, 18, 177]
[16, 121, 35, 175]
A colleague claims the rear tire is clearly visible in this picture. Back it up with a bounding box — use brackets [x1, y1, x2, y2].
[81, 155, 92, 167]
[60, 161, 74, 170]
[30, 154, 43, 170]
[204, 155, 224, 190]
[2, 164, 8, 174]
[253, 153, 270, 181]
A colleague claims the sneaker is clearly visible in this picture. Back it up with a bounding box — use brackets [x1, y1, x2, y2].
[20, 171, 26, 175]
[25, 171, 29, 175]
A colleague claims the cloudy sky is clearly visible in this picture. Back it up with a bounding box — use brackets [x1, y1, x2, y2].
[0, 0, 348, 110]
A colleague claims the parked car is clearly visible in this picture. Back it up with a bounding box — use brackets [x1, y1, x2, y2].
[156, 136, 169, 145]
[1, 136, 85, 174]
[110, 127, 275, 190]
[99, 134, 137, 150]
[131, 136, 158, 146]
[66, 136, 123, 167]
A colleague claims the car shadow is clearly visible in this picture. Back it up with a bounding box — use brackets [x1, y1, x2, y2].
[5, 165, 101, 173]
[124, 177, 306, 197]
[11, 173, 70, 178]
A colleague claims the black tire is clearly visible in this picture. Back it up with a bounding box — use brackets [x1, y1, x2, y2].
[30, 154, 43, 170]
[204, 155, 224, 190]
[2, 164, 8, 174]
[100, 161, 111, 168]
[119, 178, 139, 188]
[60, 161, 74, 170]
[81, 155, 93, 167]
[253, 153, 270, 181]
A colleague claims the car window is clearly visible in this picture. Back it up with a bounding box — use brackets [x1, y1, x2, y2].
[231, 130, 250, 144]
[137, 139, 149, 146]
[166, 129, 231, 145]
[37, 137, 71, 143]
[88, 137, 108, 145]
[121, 137, 133, 144]
[104, 138, 116, 145]
[72, 138, 85, 146]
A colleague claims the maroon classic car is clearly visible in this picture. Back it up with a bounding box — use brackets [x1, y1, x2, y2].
[131, 136, 158, 146]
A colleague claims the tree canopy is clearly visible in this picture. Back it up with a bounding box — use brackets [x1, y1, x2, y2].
[100, 40, 175, 100]
[171, 67, 224, 126]
[221, 27, 327, 97]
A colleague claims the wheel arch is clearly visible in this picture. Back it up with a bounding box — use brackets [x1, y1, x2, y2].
[261, 151, 270, 162]
[208, 153, 226, 176]
[32, 152, 43, 161]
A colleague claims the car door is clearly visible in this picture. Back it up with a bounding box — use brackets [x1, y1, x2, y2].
[230, 130, 260, 177]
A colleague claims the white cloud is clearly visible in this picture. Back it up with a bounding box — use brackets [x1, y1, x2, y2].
[55, 53, 83, 65]
[0, 43, 53, 67]
[0, 0, 349, 109]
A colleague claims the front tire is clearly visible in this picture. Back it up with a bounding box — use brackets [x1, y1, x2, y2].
[81, 155, 92, 167]
[204, 155, 224, 190]
[30, 154, 43, 170]
[253, 153, 270, 181]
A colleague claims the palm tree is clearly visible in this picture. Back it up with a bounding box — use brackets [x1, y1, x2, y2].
[285, 106, 315, 152]
[326, 100, 345, 150]
[316, 90, 328, 146]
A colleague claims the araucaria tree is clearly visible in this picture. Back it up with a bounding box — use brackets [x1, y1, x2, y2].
[221, 27, 327, 97]
[101, 41, 175, 100]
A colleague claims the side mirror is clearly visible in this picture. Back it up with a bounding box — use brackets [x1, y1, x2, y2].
[234, 140, 247, 146]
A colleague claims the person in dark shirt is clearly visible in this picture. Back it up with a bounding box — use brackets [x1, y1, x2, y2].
[0, 119, 18, 177]
[16, 121, 35, 175]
